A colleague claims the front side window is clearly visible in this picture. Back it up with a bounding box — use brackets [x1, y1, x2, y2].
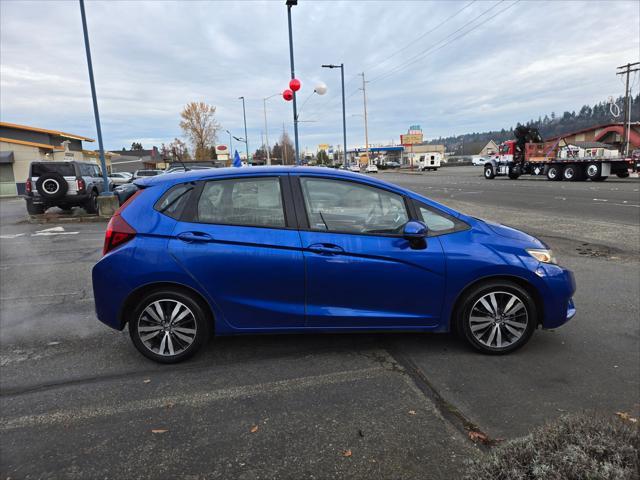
[300, 177, 408, 234]
[417, 203, 468, 236]
[197, 177, 285, 228]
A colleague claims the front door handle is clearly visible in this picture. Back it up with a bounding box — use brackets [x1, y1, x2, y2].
[177, 231, 213, 243]
[307, 243, 344, 255]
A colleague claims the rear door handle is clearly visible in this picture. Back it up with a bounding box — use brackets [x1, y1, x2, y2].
[177, 231, 213, 243]
[307, 243, 344, 255]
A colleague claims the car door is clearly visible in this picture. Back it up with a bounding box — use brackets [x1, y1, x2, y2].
[168, 174, 306, 330]
[292, 174, 446, 328]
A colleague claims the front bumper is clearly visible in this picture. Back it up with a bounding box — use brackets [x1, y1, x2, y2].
[537, 264, 577, 329]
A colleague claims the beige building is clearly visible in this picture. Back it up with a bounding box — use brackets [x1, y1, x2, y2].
[0, 122, 113, 196]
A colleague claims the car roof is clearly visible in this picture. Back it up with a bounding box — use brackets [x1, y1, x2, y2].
[135, 166, 386, 187]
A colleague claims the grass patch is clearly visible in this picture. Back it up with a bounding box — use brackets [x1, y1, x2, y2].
[464, 412, 639, 480]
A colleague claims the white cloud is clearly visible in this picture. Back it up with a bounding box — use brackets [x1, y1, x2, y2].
[1, 0, 638, 151]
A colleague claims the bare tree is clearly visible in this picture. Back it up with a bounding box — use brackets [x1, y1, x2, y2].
[168, 138, 190, 161]
[179, 102, 221, 161]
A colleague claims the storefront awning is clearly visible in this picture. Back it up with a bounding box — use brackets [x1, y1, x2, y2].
[0, 151, 15, 164]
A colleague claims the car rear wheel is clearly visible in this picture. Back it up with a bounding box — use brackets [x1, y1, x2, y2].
[457, 281, 537, 354]
[129, 290, 211, 363]
[84, 190, 98, 214]
[25, 199, 45, 215]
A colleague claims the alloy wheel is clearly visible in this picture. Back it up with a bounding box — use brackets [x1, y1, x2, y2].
[468, 291, 528, 349]
[137, 299, 197, 356]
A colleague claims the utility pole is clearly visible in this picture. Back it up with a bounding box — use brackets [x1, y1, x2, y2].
[360, 72, 370, 166]
[617, 62, 640, 157]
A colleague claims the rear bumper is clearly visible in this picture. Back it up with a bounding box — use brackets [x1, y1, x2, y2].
[25, 193, 90, 205]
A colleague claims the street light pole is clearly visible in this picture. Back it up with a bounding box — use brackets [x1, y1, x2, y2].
[322, 63, 347, 167]
[286, 0, 300, 165]
[79, 0, 111, 194]
[263, 93, 280, 165]
[360, 72, 370, 166]
[225, 130, 233, 164]
[238, 96, 249, 162]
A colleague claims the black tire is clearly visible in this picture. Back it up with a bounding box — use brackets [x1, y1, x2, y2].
[25, 199, 45, 215]
[562, 164, 583, 182]
[484, 165, 495, 179]
[456, 280, 537, 355]
[546, 165, 562, 181]
[35, 172, 68, 200]
[129, 289, 212, 364]
[585, 162, 601, 180]
[84, 190, 98, 214]
[616, 172, 630, 178]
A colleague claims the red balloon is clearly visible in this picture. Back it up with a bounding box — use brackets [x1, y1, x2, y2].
[289, 78, 301, 92]
[283, 89, 293, 101]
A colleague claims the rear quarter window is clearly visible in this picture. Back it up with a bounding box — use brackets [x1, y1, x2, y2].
[31, 163, 75, 177]
[154, 183, 194, 219]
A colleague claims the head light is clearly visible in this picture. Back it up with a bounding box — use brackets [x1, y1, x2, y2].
[526, 248, 557, 264]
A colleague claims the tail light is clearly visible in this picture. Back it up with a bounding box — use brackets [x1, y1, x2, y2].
[76, 178, 86, 192]
[102, 190, 141, 255]
[25, 179, 32, 194]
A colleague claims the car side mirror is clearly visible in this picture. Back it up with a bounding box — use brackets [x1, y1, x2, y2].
[403, 221, 428, 249]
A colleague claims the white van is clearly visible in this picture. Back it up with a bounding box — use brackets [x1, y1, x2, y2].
[418, 153, 442, 171]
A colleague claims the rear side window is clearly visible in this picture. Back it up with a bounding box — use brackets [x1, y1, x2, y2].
[31, 163, 75, 177]
[196, 177, 285, 228]
[155, 183, 194, 219]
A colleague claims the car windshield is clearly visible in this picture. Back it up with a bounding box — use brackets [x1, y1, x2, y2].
[31, 163, 75, 177]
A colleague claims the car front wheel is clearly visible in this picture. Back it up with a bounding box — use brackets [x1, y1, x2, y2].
[457, 281, 537, 354]
[129, 290, 212, 363]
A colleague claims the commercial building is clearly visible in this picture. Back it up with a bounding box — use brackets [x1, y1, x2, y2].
[546, 122, 640, 152]
[0, 121, 113, 196]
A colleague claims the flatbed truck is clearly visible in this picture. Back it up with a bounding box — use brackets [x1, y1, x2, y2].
[484, 126, 633, 181]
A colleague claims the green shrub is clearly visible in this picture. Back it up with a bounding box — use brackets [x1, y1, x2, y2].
[464, 413, 639, 480]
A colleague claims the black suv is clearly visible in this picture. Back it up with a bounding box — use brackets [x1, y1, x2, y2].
[24, 161, 108, 215]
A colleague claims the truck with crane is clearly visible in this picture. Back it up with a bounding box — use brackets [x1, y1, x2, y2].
[483, 126, 633, 181]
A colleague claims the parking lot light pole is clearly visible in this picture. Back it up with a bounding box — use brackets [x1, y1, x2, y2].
[286, 0, 300, 165]
[79, 0, 111, 195]
[238, 97, 249, 162]
[322, 63, 347, 167]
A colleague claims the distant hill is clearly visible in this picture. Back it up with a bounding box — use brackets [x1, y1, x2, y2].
[428, 94, 639, 153]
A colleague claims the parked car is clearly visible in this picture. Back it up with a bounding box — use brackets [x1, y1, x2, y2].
[348, 164, 361, 172]
[472, 157, 490, 166]
[109, 172, 133, 185]
[24, 160, 108, 214]
[365, 164, 379, 173]
[164, 166, 215, 174]
[133, 169, 163, 179]
[93, 166, 576, 363]
[384, 161, 401, 168]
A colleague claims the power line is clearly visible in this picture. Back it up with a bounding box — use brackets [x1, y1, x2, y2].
[363, 0, 477, 73]
[370, 0, 518, 84]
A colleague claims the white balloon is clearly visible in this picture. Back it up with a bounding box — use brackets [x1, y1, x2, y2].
[314, 82, 328, 95]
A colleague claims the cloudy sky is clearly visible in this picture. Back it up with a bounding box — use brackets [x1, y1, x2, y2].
[1, 0, 638, 154]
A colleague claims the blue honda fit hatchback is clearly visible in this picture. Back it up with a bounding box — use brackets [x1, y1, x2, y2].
[93, 167, 576, 363]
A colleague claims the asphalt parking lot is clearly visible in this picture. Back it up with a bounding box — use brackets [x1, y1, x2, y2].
[1, 166, 639, 479]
